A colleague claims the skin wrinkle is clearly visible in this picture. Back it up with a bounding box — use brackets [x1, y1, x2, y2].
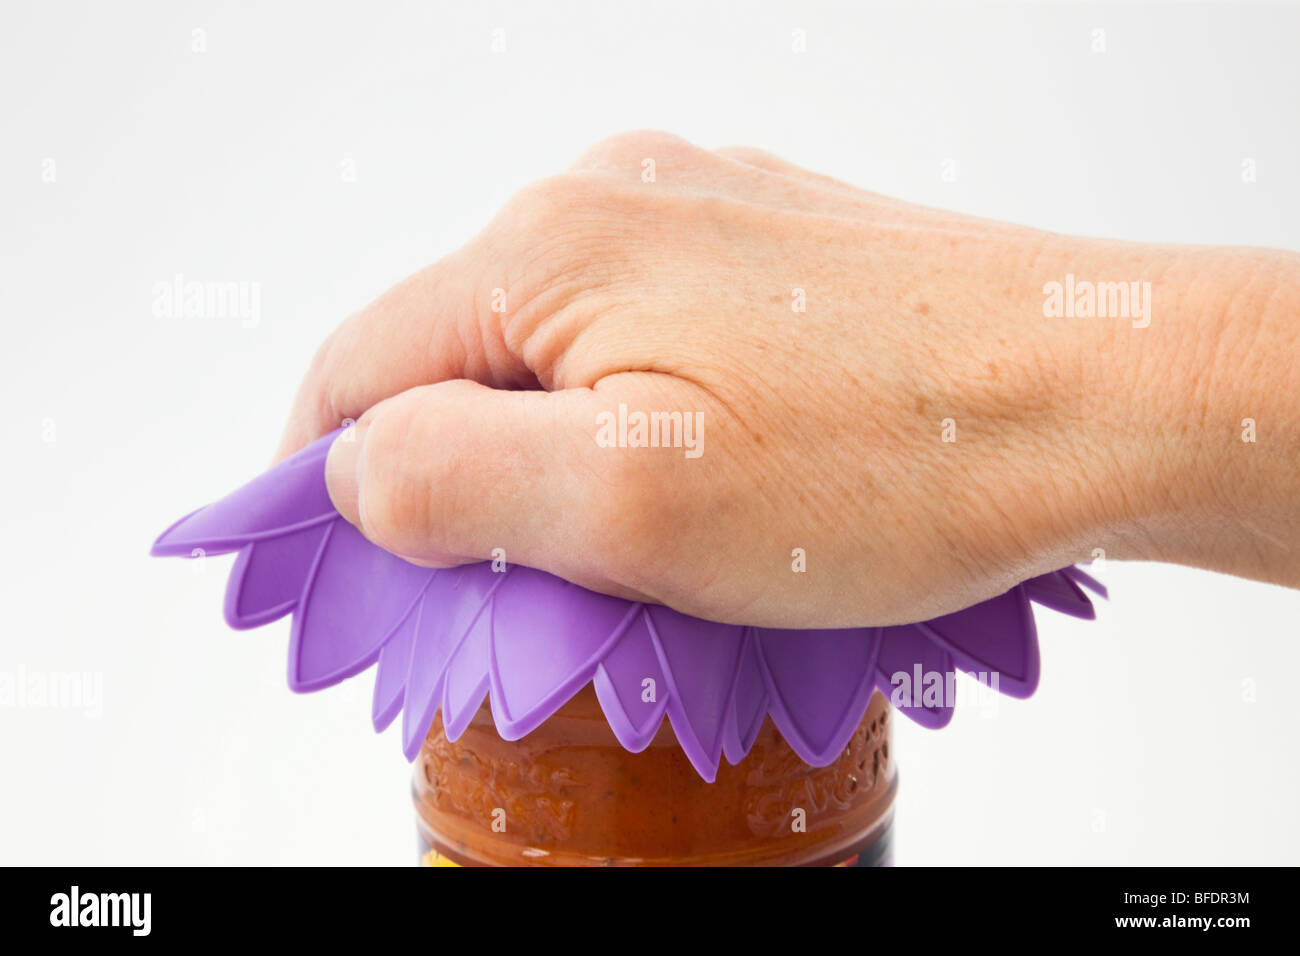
[504, 277, 601, 387]
[525, 267, 693, 390]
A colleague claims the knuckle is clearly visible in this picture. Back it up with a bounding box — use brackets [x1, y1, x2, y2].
[505, 173, 597, 223]
[492, 175, 613, 259]
[489, 174, 632, 302]
[571, 130, 696, 172]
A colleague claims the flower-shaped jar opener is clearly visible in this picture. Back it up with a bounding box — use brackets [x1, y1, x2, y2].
[152, 428, 1106, 781]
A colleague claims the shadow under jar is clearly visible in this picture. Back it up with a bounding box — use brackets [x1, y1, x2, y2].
[413, 687, 896, 866]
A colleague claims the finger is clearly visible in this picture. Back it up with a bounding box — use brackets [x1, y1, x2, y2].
[322, 377, 697, 601]
[273, 250, 534, 463]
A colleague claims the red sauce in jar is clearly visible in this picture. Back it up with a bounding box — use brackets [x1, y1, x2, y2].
[414, 687, 896, 866]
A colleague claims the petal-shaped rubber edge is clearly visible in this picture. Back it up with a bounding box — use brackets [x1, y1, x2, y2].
[288, 521, 433, 693]
[875, 625, 956, 729]
[400, 566, 502, 759]
[150, 430, 339, 558]
[721, 629, 768, 766]
[1062, 565, 1108, 599]
[646, 608, 747, 782]
[489, 571, 638, 739]
[439, 609, 493, 743]
[371, 599, 421, 732]
[1023, 570, 1094, 620]
[223, 523, 331, 630]
[915, 585, 1040, 698]
[755, 626, 882, 766]
[592, 610, 670, 754]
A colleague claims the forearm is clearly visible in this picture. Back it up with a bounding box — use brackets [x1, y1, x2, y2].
[1078, 243, 1300, 585]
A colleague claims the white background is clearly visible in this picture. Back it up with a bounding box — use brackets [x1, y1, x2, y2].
[2, 1, 1298, 865]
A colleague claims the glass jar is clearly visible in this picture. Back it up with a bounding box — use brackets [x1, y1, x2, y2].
[413, 686, 896, 866]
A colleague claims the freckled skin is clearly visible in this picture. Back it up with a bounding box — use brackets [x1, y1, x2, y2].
[276, 132, 1300, 628]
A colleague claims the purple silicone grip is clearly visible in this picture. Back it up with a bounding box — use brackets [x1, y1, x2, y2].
[152, 429, 1106, 781]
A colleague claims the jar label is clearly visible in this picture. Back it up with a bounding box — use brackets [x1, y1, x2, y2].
[420, 848, 461, 867]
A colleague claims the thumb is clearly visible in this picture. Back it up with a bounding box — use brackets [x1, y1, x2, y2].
[323, 378, 676, 598]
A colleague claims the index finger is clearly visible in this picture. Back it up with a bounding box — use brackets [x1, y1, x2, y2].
[272, 249, 531, 463]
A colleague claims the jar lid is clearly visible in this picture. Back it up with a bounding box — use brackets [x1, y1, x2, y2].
[152, 428, 1105, 781]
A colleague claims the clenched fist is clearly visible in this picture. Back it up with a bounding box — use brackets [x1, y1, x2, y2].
[275, 132, 1300, 627]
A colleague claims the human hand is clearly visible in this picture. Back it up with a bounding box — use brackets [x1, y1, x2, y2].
[276, 132, 1300, 627]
